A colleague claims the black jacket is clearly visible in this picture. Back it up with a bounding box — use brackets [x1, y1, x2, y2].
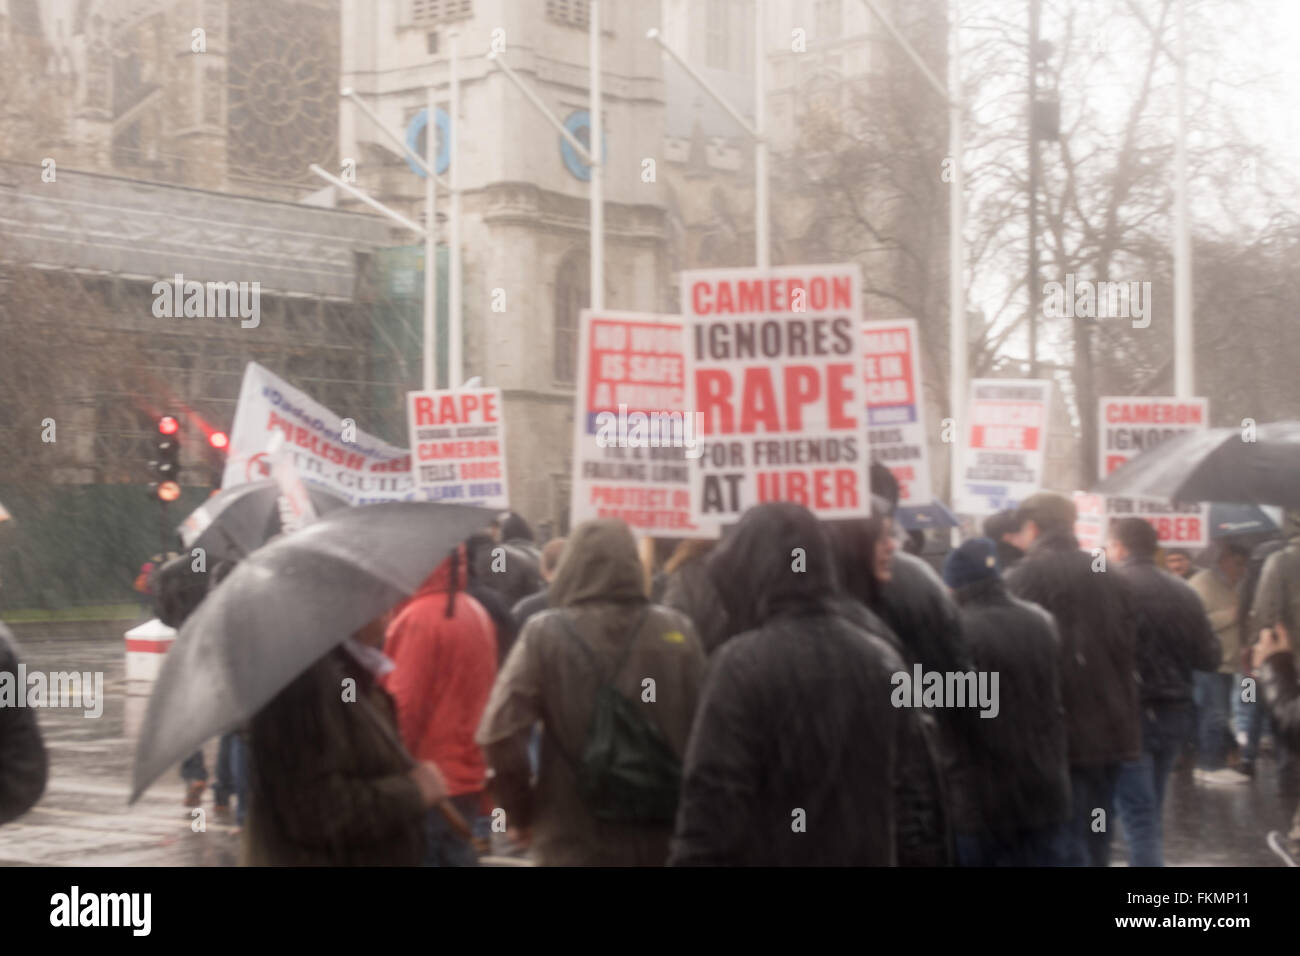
[510, 588, 549, 633]
[1113, 557, 1221, 705]
[669, 503, 950, 866]
[0, 624, 47, 825]
[1005, 530, 1140, 767]
[947, 580, 1071, 836]
[661, 553, 731, 655]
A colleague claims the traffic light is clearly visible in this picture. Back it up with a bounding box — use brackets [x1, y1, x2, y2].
[150, 415, 182, 502]
[206, 430, 229, 488]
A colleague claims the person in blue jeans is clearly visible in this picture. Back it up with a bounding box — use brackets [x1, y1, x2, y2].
[1114, 704, 1196, 866]
[1108, 519, 1221, 867]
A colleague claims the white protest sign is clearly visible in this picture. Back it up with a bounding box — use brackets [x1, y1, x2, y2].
[682, 263, 868, 522]
[1099, 396, 1210, 550]
[863, 318, 932, 507]
[956, 378, 1052, 516]
[406, 387, 509, 509]
[570, 310, 711, 536]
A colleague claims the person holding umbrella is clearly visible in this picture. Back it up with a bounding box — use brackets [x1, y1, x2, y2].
[130, 501, 497, 866]
[243, 612, 448, 866]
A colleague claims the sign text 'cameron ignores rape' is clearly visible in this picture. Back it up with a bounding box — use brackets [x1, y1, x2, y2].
[683, 264, 869, 522]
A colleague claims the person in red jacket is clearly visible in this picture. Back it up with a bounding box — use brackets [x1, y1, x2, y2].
[383, 544, 498, 866]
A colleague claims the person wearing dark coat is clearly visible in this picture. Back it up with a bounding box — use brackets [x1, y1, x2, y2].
[670, 502, 951, 866]
[1256, 622, 1300, 862]
[0, 622, 47, 825]
[1004, 493, 1140, 867]
[941, 539, 1071, 866]
[826, 501, 977, 793]
[472, 523, 544, 610]
[1106, 518, 1221, 867]
[983, 510, 1027, 572]
[510, 537, 567, 633]
[660, 539, 731, 655]
[463, 533, 522, 666]
[243, 616, 446, 866]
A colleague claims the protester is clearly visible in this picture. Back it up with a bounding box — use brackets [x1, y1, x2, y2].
[1004, 492, 1140, 867]
[1256, 622, 1300, 863]
[464, 532, 521, 665]
[510, 537, 567, 631]
[661, 539, 731, 655]
[1239, 538, 1290, 777]
[155, 553, 248, 817]
[1254, 510, 1300, 637]
[983, 510, 1026, 572]
[940, 538, 1071, 866]
[1163, 549, 1195, 580]
[1189, 542, 1252, 783]
[474, 514, 544, 609]
[243, 615, 444, 866]
[0, 622, 47, 825]
[670, 503, 949, 866]
[477, 518, 706, 866]
[1107, 518, 1221, 865]
[383, 545, 498, 866]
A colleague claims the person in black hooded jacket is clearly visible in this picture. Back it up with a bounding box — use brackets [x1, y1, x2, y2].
[941, 538, 1071, 866]
[669, 502, 950, 866]
[1004, 493, 1140, 867]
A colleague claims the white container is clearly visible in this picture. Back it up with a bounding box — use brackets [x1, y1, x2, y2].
[124, 618, 176, 683]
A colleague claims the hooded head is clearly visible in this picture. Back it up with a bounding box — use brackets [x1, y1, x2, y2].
[496, 511, 535, 543]
[708, 502, 838, 634]
[547, 519, 646, 608]
[825, 494, 896, 611]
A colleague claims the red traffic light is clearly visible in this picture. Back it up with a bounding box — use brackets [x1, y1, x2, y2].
[208, 431, 229, 451]
[158, 415, 180, 436]
[156, 480, 182, 502]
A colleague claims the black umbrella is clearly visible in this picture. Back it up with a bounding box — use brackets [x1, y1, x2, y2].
[1094, 421, 1300, 507]
[131, 501, 494, 802]
[177, 479, 351, 562]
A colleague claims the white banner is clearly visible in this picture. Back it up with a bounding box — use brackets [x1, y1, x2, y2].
[223, 362, 415, 504]
[956, 378, 1052, 516]
[863, 319, 932, 507]
[406, 387, 510, 509]
[570, 310, 711, 536]
[682, 264, 869, 523]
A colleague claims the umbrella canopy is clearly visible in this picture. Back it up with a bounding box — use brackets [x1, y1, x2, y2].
[131, 501, 494, 802]
[177, 479, 351, 562]
[1094, 421, 1300, 507]
[896, 500, 960, 531]
[1208, 501, 1280, 538]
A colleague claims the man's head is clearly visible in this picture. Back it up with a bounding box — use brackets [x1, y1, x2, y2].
[1014, 493, 1077, 549]
[983, 509, 1026, 550]
[1217, 543, 1249, 585]
[1163, 548, 1192, 578]
[540, 537, 567, 583]
[1107, 517, 1158, 565]
[495, 511, 534, 543]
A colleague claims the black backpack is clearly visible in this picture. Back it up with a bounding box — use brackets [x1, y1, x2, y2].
[552, 607, 683, 825]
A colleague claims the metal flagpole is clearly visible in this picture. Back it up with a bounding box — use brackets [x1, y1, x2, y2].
[948, 0, 966, 514]
[1173, 0, 1192, 397]
[755, 0, 769, 269]
[590, 0, 604, 310]
[449, 29, 463, 388]
[424, 82, 438, 391]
